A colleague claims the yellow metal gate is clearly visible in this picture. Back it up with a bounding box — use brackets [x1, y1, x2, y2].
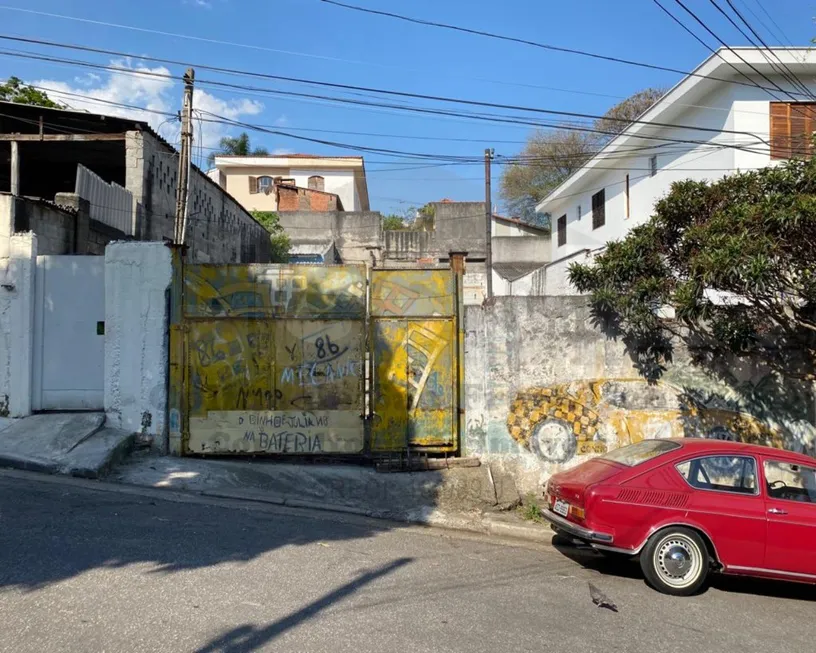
[169, 263, 367, 455]
[369, 269, 462, 453]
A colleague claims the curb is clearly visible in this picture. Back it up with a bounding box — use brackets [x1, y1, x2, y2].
[200, 487, 555, 546]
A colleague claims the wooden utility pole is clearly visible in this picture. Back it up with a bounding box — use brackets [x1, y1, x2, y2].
[174, 68, 195, 245]
[484, 148, 494, 300]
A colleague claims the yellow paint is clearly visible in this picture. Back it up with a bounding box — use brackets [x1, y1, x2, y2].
[176, 264, 366, 456]
[188, 410, 363, 454]
[370, 269, 459, 452]
[507, 378, 789, 457]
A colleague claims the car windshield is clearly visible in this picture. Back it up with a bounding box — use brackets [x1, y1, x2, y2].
[601, 439, 681, 466]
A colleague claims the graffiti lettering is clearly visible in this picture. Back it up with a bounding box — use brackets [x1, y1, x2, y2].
[235, 387, 275, 410]
[315, 335, 341, 360]
[279, 361, 361, 387]
[245, 430, 323, 453]
[247, 412, 329, 428]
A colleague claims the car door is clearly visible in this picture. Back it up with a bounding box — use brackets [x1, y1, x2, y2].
[675, 455, 766, 568]
[763, 457, 816, 578]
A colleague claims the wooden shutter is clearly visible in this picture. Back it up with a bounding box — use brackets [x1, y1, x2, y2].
[248, 176, 259, 194]
[557, 214, 567, 246]
[592, 189, 605, 230]
[771, 103, 816, 160]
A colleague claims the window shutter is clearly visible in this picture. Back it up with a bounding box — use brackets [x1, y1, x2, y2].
[770, 102, 790, 160]
[592, 189, 605, 230]
[248, 176, 259, 194]
[557, 215, 567, 246]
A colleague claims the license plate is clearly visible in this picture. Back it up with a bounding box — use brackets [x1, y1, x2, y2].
[553, 499, 569, 517]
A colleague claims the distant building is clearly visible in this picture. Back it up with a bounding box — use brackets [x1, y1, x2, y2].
[208, 154, 370, 213]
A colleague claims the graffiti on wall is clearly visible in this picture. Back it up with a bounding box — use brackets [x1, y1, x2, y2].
[178, 264, 366, 455]
[506, 377, 809, 463]
[370, 269, 458, 452]
[183, 264, 366, 319]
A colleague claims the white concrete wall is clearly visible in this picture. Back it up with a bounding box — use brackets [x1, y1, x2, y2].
[0, 233, 37, 417]
[544, 248, 602, 296]
[104, 242, 172, 449]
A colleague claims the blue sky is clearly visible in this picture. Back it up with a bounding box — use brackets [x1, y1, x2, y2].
[1, 0, 813, 215]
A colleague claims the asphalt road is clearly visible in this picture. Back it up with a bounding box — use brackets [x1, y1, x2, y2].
[1, 471, 815, 653]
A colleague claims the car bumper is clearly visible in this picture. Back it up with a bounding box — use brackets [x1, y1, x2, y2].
[542, 508, 614, 544]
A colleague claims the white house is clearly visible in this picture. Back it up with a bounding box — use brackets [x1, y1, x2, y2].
[537, 47, 816, 294]
[208, 154, 370, 213]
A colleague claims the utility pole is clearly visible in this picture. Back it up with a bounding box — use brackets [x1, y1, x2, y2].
[174, 68, 195, 245]
[484, 148, 494, 300]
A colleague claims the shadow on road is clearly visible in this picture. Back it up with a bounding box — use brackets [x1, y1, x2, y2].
[0, 474, 406, 592]
[195, 558, 413, 653]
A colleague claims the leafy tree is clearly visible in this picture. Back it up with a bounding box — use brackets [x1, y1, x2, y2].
[0, 77, 63, 109]
[568, 155, 816, 382]
[208, 132, 269, 166]
[500, 87, 666, 224]
[251, 211, 290, 263]
[382, 215, 406, 230]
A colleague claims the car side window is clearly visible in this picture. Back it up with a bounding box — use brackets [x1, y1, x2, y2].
[676, 456, 757, 494]
[764, 460, 816, 503]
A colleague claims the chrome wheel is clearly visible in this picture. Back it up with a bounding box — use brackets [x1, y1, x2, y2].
[652, 534, 703, 589]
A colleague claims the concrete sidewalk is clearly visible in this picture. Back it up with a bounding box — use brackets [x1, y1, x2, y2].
[109, 452, 554, 545]
[0, 413, 134, 478]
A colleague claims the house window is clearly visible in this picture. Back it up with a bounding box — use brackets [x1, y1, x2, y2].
[770, 102, 816, 159]
[591, 189, 605, 230]
[649, 155, 658, 177]
[577, 204, 582, 221]
[625, 174, 630, 219]
[557, 214, 567, 247]
[258, 176, 273, 191]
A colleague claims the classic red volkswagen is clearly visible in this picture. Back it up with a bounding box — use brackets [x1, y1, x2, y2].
[543, 438, 816, 595]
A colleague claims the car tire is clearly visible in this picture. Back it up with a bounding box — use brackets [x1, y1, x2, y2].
[640, 527, 710, 596]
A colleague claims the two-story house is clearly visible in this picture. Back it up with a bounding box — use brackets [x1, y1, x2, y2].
[208, 154, 370, 213]
[537, 47, 816, 295]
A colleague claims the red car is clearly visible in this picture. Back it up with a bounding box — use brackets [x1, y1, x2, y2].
[543, 438, 816, 595]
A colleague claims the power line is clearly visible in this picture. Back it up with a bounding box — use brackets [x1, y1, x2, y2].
[667, 0, 798, 102]
[740, 0, 795, 47]
[0, 46, 779, 161]
[710, 0, 813, 99]
[0, 35, 776, 144]
[318, 0, 811, 98]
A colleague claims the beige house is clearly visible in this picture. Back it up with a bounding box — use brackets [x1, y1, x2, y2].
[208, 154, 370, 212]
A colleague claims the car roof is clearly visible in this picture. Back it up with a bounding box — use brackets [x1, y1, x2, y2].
[670, 438, 816, 464]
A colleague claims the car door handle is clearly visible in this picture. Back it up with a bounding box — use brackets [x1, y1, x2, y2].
[768, 508, 788, 515]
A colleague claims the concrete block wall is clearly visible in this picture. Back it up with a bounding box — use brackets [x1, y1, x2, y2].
[279, 211, 382, 265]
[465, 296, 816, 494]
[129, 132, 271, 265]
[0, 233, 37, 417]
[104, 241, 173, 450]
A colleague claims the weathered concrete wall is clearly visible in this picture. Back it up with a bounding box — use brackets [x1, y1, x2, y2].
[0, 233, 37, 417]
[383, 230, 432, 262]
[432, 201, 486, 259]
[543, 248, 601, 296]
[279, 211, 382, 264]
[465, 296, 816, 494]
[126, 131, 270, 264]
[104, 242, 172, 450]
[492, 236, 552, 264]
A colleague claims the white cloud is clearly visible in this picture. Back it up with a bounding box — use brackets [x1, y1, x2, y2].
[274, 115, 289, 127]
[272, 148, 294, 155]
[32, 58, 264, 153]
